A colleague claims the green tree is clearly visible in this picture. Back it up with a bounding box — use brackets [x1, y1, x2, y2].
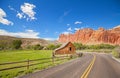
[0, 41, 12, 50]
[46, 44, 56, 50]
[33, 44, 44, 50]
[46, 44, 61, 50]
[12, 40, 22, 49]
[73, 43, 86, 50]
[0, 44, 4, 50]
[55, 44, 61, 48]
[87, 44, 115, 49]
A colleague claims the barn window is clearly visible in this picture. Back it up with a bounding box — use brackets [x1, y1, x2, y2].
[69, 47, 72, 51]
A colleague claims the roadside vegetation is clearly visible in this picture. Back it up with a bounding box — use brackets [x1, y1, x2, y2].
[73, 43, 116, 52]
[73, 42, 120, 58]
[112, 47, 120, 58]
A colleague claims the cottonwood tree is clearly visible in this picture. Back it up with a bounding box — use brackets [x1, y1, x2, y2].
[12, 40, 22, 49]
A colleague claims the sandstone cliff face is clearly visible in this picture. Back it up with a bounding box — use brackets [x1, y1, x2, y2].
[58, 26, 120, 45]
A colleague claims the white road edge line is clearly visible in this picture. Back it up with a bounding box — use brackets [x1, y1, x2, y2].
[112, 56, 120, 63]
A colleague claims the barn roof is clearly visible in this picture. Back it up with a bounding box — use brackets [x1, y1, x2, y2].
[54, 42, 71, 52]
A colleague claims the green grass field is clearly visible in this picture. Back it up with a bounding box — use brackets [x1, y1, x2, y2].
[0, 50, 52, 63]
[0, 50, 70, 78]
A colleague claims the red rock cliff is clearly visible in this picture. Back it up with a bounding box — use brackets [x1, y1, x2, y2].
[58, 26, 120, 45]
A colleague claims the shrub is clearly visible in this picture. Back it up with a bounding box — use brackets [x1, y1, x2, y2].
[77, 53, 83, 57]
[33, 44, 44, 50]
[26, 45, 33, 50]
[12, 40, 22, 49]
[73, 43, 86, 50]
[86, 44, 115, 49]
[98, 44, 115, 49]
[73, 43, 115, 50]
[112, 46, 120, 58]
[55, 44, 61, 48]
[0, 41, 11, 50]
[46, 44, 61, 50]
[0, 44, 4, 50]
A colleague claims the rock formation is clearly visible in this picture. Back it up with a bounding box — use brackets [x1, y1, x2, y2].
[58, 25, 120, 45]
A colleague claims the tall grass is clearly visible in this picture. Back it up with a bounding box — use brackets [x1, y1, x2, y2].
[112, 47, 120, 58]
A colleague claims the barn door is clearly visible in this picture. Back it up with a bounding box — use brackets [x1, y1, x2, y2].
[69, 47, 72, 52]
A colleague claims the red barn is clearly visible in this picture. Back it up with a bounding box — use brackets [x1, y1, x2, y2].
[53, 42, 76, 55]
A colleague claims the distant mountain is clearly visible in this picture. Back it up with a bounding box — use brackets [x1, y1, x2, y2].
[0, 35, 58, 48]
[58, 25, 120, 45]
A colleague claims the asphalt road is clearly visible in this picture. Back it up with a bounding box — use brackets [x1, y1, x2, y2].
[88, 53, 120, 78]
[20, 53, 120, 78]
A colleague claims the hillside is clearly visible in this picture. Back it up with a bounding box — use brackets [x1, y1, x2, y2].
[58, 25, 120, 45]
[0, 36, 58, 48]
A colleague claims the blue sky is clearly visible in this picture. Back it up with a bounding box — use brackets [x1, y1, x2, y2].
[0, 0, 120, 40]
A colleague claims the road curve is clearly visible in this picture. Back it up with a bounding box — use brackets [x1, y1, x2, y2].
[19, 53, 120, 78]
[19, 53, 93, 78]
[88, 53, 120, 78]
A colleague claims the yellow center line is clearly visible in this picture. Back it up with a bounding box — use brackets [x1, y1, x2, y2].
[80, 54, 96, 78]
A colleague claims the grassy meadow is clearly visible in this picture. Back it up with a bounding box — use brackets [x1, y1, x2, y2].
[0, 50, 52, 63]
[0, 50, 70, 78]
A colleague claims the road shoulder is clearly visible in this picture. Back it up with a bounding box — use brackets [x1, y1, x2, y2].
[112, 56, 120, 63]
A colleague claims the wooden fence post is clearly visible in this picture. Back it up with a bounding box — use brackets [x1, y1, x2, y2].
[27, 59, 29, 70]
[52, 52, 55, 64]
[52, 56, 54, 64]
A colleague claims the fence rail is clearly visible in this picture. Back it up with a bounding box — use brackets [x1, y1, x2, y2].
[0, 56, 70, 71]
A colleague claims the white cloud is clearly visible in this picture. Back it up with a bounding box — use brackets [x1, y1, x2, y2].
[8, 6, 16, 12]
[113, 25, 120, 29]
[0, 29, 39, 38]
[62, 31, 73, 35]
[62, 31, 69, 35]
[62, 27, 73, 35]
[16, 13, 23, 19]
[59, 10, 71, 23]
[43, 38, 57, 41]
[67, 27, 72, 31]
[80, 27, 84, 29]
[74, 28, 80, 31]
[74, 27, 84, 30]
[74, 21, 82, 25]
[17, 3, 36, 21]
[0, 8, 13, 25]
